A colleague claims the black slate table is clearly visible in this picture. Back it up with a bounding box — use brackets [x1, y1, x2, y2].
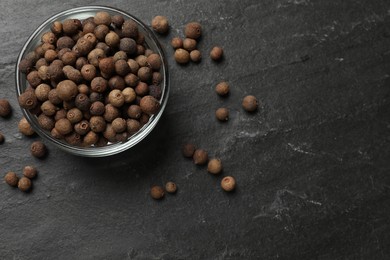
[1, 1, 390, 259]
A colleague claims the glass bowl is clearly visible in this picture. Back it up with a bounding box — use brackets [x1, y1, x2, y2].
[15, 6, 169, 157]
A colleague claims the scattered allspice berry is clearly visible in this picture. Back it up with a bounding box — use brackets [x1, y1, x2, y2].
[4, 172, 19, 187]
[184, 22, 202, 39]
[207, 158, 222, 175]
[18, 117, 35, 136]
[151, 16, 169, 34]
[150, 185, 165, 200]
[182, 143, 196, 158]
[30, 141, 47, 158]
[140, 95, 160, 115]
[0, 99, 12, 117]
[190, 50, 201, 63]
[193, 149, 208, 165]
[18, 177, 32, 192]
[165, 181, 177, 194]
[23, 166, 38, 179]
[215, 81, 229, 96]
[171, 37, 183, 49]
[174, 48, 190, 64]
[210, 46, 223, 61]
[221, 176, 236, 192]
[242, 95, 258, 112]
[215, 107, 229, 122]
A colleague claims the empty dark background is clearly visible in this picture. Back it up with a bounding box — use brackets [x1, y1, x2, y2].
[1, 0, 390, 259]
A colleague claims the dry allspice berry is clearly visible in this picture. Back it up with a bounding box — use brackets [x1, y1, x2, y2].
[193, 149, 208, 165]
[5, 172, 19, 187]
[151, 16, 169, 34]
[242, 95, 258, 112]
[184, 22, 202, 39]
[18, 177, 32, 192]
[221, 176, 236, 192]
[23, 166, 38, 179]
[150, 185, 165, 200]
[0, 99, 12, 117]
[165, 181, 177, 194]
[30, 141, 47, 158]
[174, 48, 190, 64]
[18, 117, 36, 136]
[210, 46, 224, 61]
[182, 143, 196, 158]
[215, 107, 229, 122]
[215, 81, 229, 96]
[207, 158, 223, 175]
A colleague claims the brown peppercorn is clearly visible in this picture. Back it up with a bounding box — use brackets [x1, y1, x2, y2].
[74, 120, 90, 135]
[83, 32, 97, 45]
[171, 37, 183, 49]
[73, 94, 90, 112]
[56, 36, 75, 49]
[89, 116, 106, 133]
[18, 91, 38, 110]
[54, 109, 67, 121]
[174, 48, 190, 64]
[63, 19, 82, 35]
[41, 31, 57, 45]
[30, 141, 47, 158]
[35, 84, 51, 102]
[137, 67, 152, 82]
[221, 176, 236, 192]
[89, 101, 105, 116]
[41, 43, 55, 52]
[135, 55, 148, 67]
[242, 95, 258, 112]
[113, 51, 128, 62]
[147, 54, 162, 71]
[47, 61, 64, 82]
[126, 119, 141, 134]
[165, 181, 177, 194]
[215, 81, 229, 96]
[38, 114, 55, 131]
[27, 70, 42, 87]
[83, 131, 99, 146]
[0, 99, 12, 117]
[103, 104, 120, 122]
[112, 118, 127, 133]
[94, 11, 112, 26]
[18, 177, 32, 192]
[152, 72, 162, 86]
[75, 38, 94, 56]
[63, 65, 83, 83]
[184, 22, 202, 39]
[183, 38, 197, 51]
[115, 60, 130, 76]
[41, 100, 58, 116]
[193, 149, 208, 165]
[108, 75, 126, 90]
[112, 15, 124, 28]
[55, 118, 73, 135]
[149, 85, 162, 100]
[127, 59, 139, 74]
[67, 108, 83, 124]
[88, 48, 106, 67]
[75, 57, 88, 70]
[150, 185, 165, 200]
[124, 73, 139, 87]
[207, 158, 223, 174]
[19, 58, 33, 74]
[23, 166, 38, 179]
[139, 113, 150, 126]
[189, 50, 201, 63]
[80, 64, 96, 81]
[35, 58, 48, 69]
[140, 95, 160, 115]
[91, 77, 108, 93]
[108, 89, 125, 107]
[61, 51, 78, 66]
[83, 21, 96, 34]
[65, 132, 82, 146]
[48, 89, 62, 105]
[51, 21, 63, 35]
[121, 20, 138, 38]
[89, 92, 104, 103]
[78, 84, 89, 95]
[99, 57, 115, 76]
[18, 117, 35, 136]
[119, 38, 137, 55]
[105, 31, 120, 48]
[127, 104, 142, 119]
[56, 80, 78, 101]
[37, 65, 49, 81]
[182, 143, 196, 158]
[4, 172, 19, 187]
[136, 44, 146, 56]
[151, 16, 169, 34]
[103, 123, 117, 142]
[115, 132, 128, 142]
[215, 108, 229, 122]
[210, 46, 224, 61]
[51, 128, 64, 139]
[44, 49, 57, 62]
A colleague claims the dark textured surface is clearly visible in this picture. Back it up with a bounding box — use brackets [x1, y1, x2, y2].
[1, 0, 390, 259]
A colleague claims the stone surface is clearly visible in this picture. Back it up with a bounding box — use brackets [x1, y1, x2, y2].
[1, 0, 390, 259]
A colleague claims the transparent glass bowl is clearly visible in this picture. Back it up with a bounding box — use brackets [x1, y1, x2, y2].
[15, 6, 169, 157]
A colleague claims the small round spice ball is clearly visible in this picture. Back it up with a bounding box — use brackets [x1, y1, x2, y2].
[18, 91, 38, 110]
[0, 99, 12, 117]
[190, 50, 201, 63]
[81, 64, 96, 81]
[90, 101, 105, 116]
[215, 108, 229, 122]
[174, 48, 190, 64]
[105, 31, 120, 48]
[0, 133, 4, 144]
[151, 16, 169, 34]
[127, 104, 142, 119]
[83, 131, 99, 146]
[242, 95, 258, 112]
[140, 95, 160, 115]
[150, 185, 165, 200]
[4, 172, 19, 187]
[165, 181, 177, 194]
[122, 20, 139, 38]
[62, 19, 81, 35]
[94, 11, 112, 26]
[210, 46, 224, 61]
[55, 118, 73, 135]
[89, 116, 106, 133]
[108, 89, 125, 107]
[221, 176, 236, 192]
[193, 149, 208, 165]
[184, 22, 202, 39]
[23, 166, 38, 179]
[18, 177, 32, 192]
[207, 158, 223, 174]
[183, 38, 197, 51]
[122, 87, 136, 103]
[112, 15, 124, 28]
[67, 108, 83, 123]
[182, 143, 196, 158]
[75, 93, 91, 111]
[18, 117, 35, 136]
[111, 118, 127, 133]
[171, 37, 183, 49]
[51, 21, 63, 35]
[103, 104, 120, 122]
[35, 83, 51, 101]
[215, 81, 229, 96]
[138, 67, 152, 82]
[74, 120, 90, 135]
[126, 119, 141, 134]
[30, 141, 47, 158]
[119, 38, 137, 55]
[56, 80, 78, 101]
[147, 54, 162, 71]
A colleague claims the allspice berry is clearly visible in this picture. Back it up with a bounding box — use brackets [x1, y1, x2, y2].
[55, 118, 73, 135]
[94, 11, 112, 26]
[23, 166, 38, 179]
[30, 141, 47, 158]
[0, 99, 12, 117]
[221, 176, 236, 192]
[18, 177, 32, 192]
[165, 181, 177, 194]
[215, 108, 229, 121]
[4, 172, 19, 187]
[151, 16, 169, 34]
[108, 89, 125, 107]
[150, 185, 165, 200]
[242, 95, 258, 112]
[193, 149, 208, 165]
[182, 143, 196, 158]
[111, 118, 127, 133]
[184, 22, 202, 39]
[183, 38, 197, 51]
[174, 48, 190, 64]
[210, 46, 224, 61]
[147, 54, 161, 71]
[207, 158, 222, 174]
[56, 80, 78, 101]
[18, 117, 35, 136]
[140, 95, 160, 115]
[215, 81, 229, 96]
[190, 50, 201, 63]
[18, 91, 38, 110]
[171, 37, 183, 49]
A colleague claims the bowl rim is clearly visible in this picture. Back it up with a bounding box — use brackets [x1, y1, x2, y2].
[15, 5, 169, 157]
